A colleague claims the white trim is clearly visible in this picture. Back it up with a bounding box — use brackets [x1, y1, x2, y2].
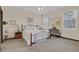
[63, 10, 77, 30]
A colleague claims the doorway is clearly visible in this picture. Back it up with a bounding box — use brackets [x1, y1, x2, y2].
[0, 6, 3, 51]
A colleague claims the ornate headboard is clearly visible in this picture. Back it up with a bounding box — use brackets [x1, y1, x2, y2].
[21, 24, 37, 31]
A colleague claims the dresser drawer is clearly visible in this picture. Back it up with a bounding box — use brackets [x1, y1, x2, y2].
[15, 32, 22, 39]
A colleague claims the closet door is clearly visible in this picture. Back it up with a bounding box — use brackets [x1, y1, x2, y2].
[0, 6, 3, 51]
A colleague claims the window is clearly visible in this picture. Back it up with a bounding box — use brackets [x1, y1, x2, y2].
[43, 16, 49, 29]
[64, 10, 77, 30]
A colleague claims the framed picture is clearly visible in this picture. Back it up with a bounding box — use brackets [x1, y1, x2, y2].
[27, 17, 33, 24]
[9, 20, 16, 25]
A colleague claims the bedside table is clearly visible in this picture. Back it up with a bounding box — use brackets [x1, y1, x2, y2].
[15, 32, 22, 39]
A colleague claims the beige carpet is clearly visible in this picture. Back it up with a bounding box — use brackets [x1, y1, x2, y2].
[1, 37, 79, 52]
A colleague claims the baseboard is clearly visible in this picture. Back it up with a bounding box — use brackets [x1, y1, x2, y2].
[2, 37, 15, 43]
[60, 36, 79, 41]
[51, 34, 79, 41]
[7, 37, 15, 39]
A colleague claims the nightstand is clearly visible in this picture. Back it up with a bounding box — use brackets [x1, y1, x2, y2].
[15, 32, 22, 39]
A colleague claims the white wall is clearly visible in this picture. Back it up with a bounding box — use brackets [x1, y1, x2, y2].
[2, 6, 42, 39]
[45, 6, 79, 40]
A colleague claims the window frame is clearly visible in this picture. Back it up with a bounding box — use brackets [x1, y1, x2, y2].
[63, 10, 77, 30]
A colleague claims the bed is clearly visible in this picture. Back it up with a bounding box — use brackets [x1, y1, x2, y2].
[22, 24, 49, 45]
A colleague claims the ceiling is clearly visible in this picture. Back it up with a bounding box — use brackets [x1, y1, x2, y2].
[13, 6, 64, 15]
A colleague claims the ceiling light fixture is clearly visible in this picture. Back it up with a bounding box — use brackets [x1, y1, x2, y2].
[38, 7, 44, 11]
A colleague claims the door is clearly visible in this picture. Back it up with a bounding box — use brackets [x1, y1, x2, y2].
[0, 6, 3, 51]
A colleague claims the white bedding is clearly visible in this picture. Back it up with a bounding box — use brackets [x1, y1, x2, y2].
[22, 24, 49, 44]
